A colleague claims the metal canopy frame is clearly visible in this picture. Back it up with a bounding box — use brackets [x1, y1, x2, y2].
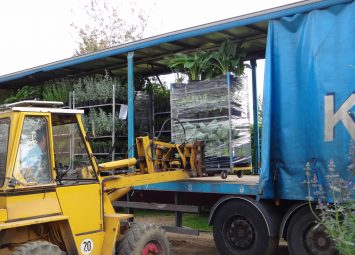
[0, 0, 349, 88]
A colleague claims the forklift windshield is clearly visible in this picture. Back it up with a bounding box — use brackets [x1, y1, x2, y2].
[13, 116, 51, 185]
[52, 113, 97, 184]
[0, 118, 10, 187]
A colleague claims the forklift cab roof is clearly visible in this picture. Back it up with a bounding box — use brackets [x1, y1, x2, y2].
[0, 100, 84, 114]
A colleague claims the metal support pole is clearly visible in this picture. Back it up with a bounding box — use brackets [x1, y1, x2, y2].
[175, 192, 183, 227]
[127, 193, 135, 223]
[149, 86, 154, 140]
[112, 84, 116, 161]
[71, 91, 75, 169]
[227, 72, 233, 172]
[127, 52, 135, 159]
[251, 59, 260, 175]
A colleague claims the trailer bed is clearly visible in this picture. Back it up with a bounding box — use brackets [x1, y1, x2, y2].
[135, 175, 262, 196]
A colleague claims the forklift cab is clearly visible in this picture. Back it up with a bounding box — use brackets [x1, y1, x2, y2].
[0, 101, 98, 189]
[0, 101, 104, 254]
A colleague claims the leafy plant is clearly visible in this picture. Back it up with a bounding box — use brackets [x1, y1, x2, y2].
[42, 79, 72, 104]
[145, 83, 170, 111]
[115, 81, 127, 104]
[4, 85, 42, 104]
[167, 51, 212, 81]
[210, 38, 247, 76]
[166, 39, 248, 81]
[304, 143, 355, 255]
[0, 89, 15, 105]
[73, 70, 119, 105]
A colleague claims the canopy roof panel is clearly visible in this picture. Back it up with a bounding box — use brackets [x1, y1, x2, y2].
[0, 0, 349, 88]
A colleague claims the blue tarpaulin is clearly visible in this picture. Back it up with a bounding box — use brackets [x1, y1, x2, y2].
[260, 1, 355, 200]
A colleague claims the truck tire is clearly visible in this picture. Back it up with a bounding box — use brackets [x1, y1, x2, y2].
[287, 206, 338, 255]
[12, 241, 65, 255]
[213, 200, 277, 255]
[117, 223, 170, 255]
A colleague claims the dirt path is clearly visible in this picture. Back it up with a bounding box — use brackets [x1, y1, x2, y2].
[135, 215, 290, 255]
[167, 233, 289, 255]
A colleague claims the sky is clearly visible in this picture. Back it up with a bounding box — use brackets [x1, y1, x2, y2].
[0, 0, 300, 76]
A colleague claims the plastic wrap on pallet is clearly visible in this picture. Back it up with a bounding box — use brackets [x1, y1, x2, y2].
[134, 91, 150, 135]
[171, 75, 251, 170]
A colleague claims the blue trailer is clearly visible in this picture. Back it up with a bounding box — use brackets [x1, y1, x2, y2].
[0, 0, 354, 254]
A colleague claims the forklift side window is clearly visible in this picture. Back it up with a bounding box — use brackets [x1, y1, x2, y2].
[13, 117, 51, 185]
[52, 114, 96, 183]
[0, 118, 10, 187]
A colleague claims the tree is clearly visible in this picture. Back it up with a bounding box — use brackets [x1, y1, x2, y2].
[71, 0, 148, 55]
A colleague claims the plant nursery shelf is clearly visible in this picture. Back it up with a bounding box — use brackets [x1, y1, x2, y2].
[92, 135, 128, 139]
[73, 152, 125, 156]
[76, 103, 124, 109]
[175, 115, 229, 123]
[154, 111, 170, 116]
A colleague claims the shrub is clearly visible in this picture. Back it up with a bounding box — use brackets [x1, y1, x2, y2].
[42, 79, 72, 104]
[304, 143, 355, 254]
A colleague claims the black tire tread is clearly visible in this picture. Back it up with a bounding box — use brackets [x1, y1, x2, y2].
[213, 199, 277, 255]
[287, 206, 338, 255]
[117, 223, 170, 255]
[12, 241, 64, 255]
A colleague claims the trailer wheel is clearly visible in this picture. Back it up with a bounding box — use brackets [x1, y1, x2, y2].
[236, 170, 243, 178]
[213, 200, 277, 255]
[287, 206, 338, 255]
[117, 223, 170, 255]
[221, 171, 228, 179]
[12, 241, 65, 255]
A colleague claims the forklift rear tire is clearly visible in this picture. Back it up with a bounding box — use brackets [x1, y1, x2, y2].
[12, 241, 65, 255]
[117, 223, 170, 255]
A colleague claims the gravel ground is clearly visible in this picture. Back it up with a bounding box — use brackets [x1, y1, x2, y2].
[135, 214, 290, 255]
[167, 233, 290, 255]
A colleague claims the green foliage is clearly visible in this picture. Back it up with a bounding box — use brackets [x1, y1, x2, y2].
[73, 71, 126, 105]
[210, 39, 246, 76]
[257, 96, 263, 123]
[88, 108, 126, 136]
[183, 213, 212, 231]
[42, 79, 72, 104]
[133, 210, 212, 231]
[167, 39, 248, 81]
[305, 142, 355, 254]
[145, 83, 170, 111]
[0, 90, 14, 105]
[116, 82, 127, 103]
[3, 79, 73, 105]
[167, 51, 212, 81]
[4, 86, 42, 104]
[91, 140, 111, 153]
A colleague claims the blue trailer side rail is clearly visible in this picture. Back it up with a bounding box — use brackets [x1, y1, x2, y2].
[134, 176, 274, 199]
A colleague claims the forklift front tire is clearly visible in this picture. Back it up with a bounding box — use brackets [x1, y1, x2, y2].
[116, 223, 170, 255]
[12, 241, 65, 255]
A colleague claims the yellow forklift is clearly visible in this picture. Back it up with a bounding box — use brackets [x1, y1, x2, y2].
[0, 101, 204, 255]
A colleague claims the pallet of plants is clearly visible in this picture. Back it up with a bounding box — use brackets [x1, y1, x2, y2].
[134, 91, 151, 136]
[167, 39, 251, 177]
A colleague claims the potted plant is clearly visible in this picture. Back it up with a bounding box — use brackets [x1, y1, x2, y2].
[167, 50, 212, 81]
[210, 38, 247, 76]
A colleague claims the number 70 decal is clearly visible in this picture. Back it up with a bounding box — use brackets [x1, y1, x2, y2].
[80, 239, 94, 255]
